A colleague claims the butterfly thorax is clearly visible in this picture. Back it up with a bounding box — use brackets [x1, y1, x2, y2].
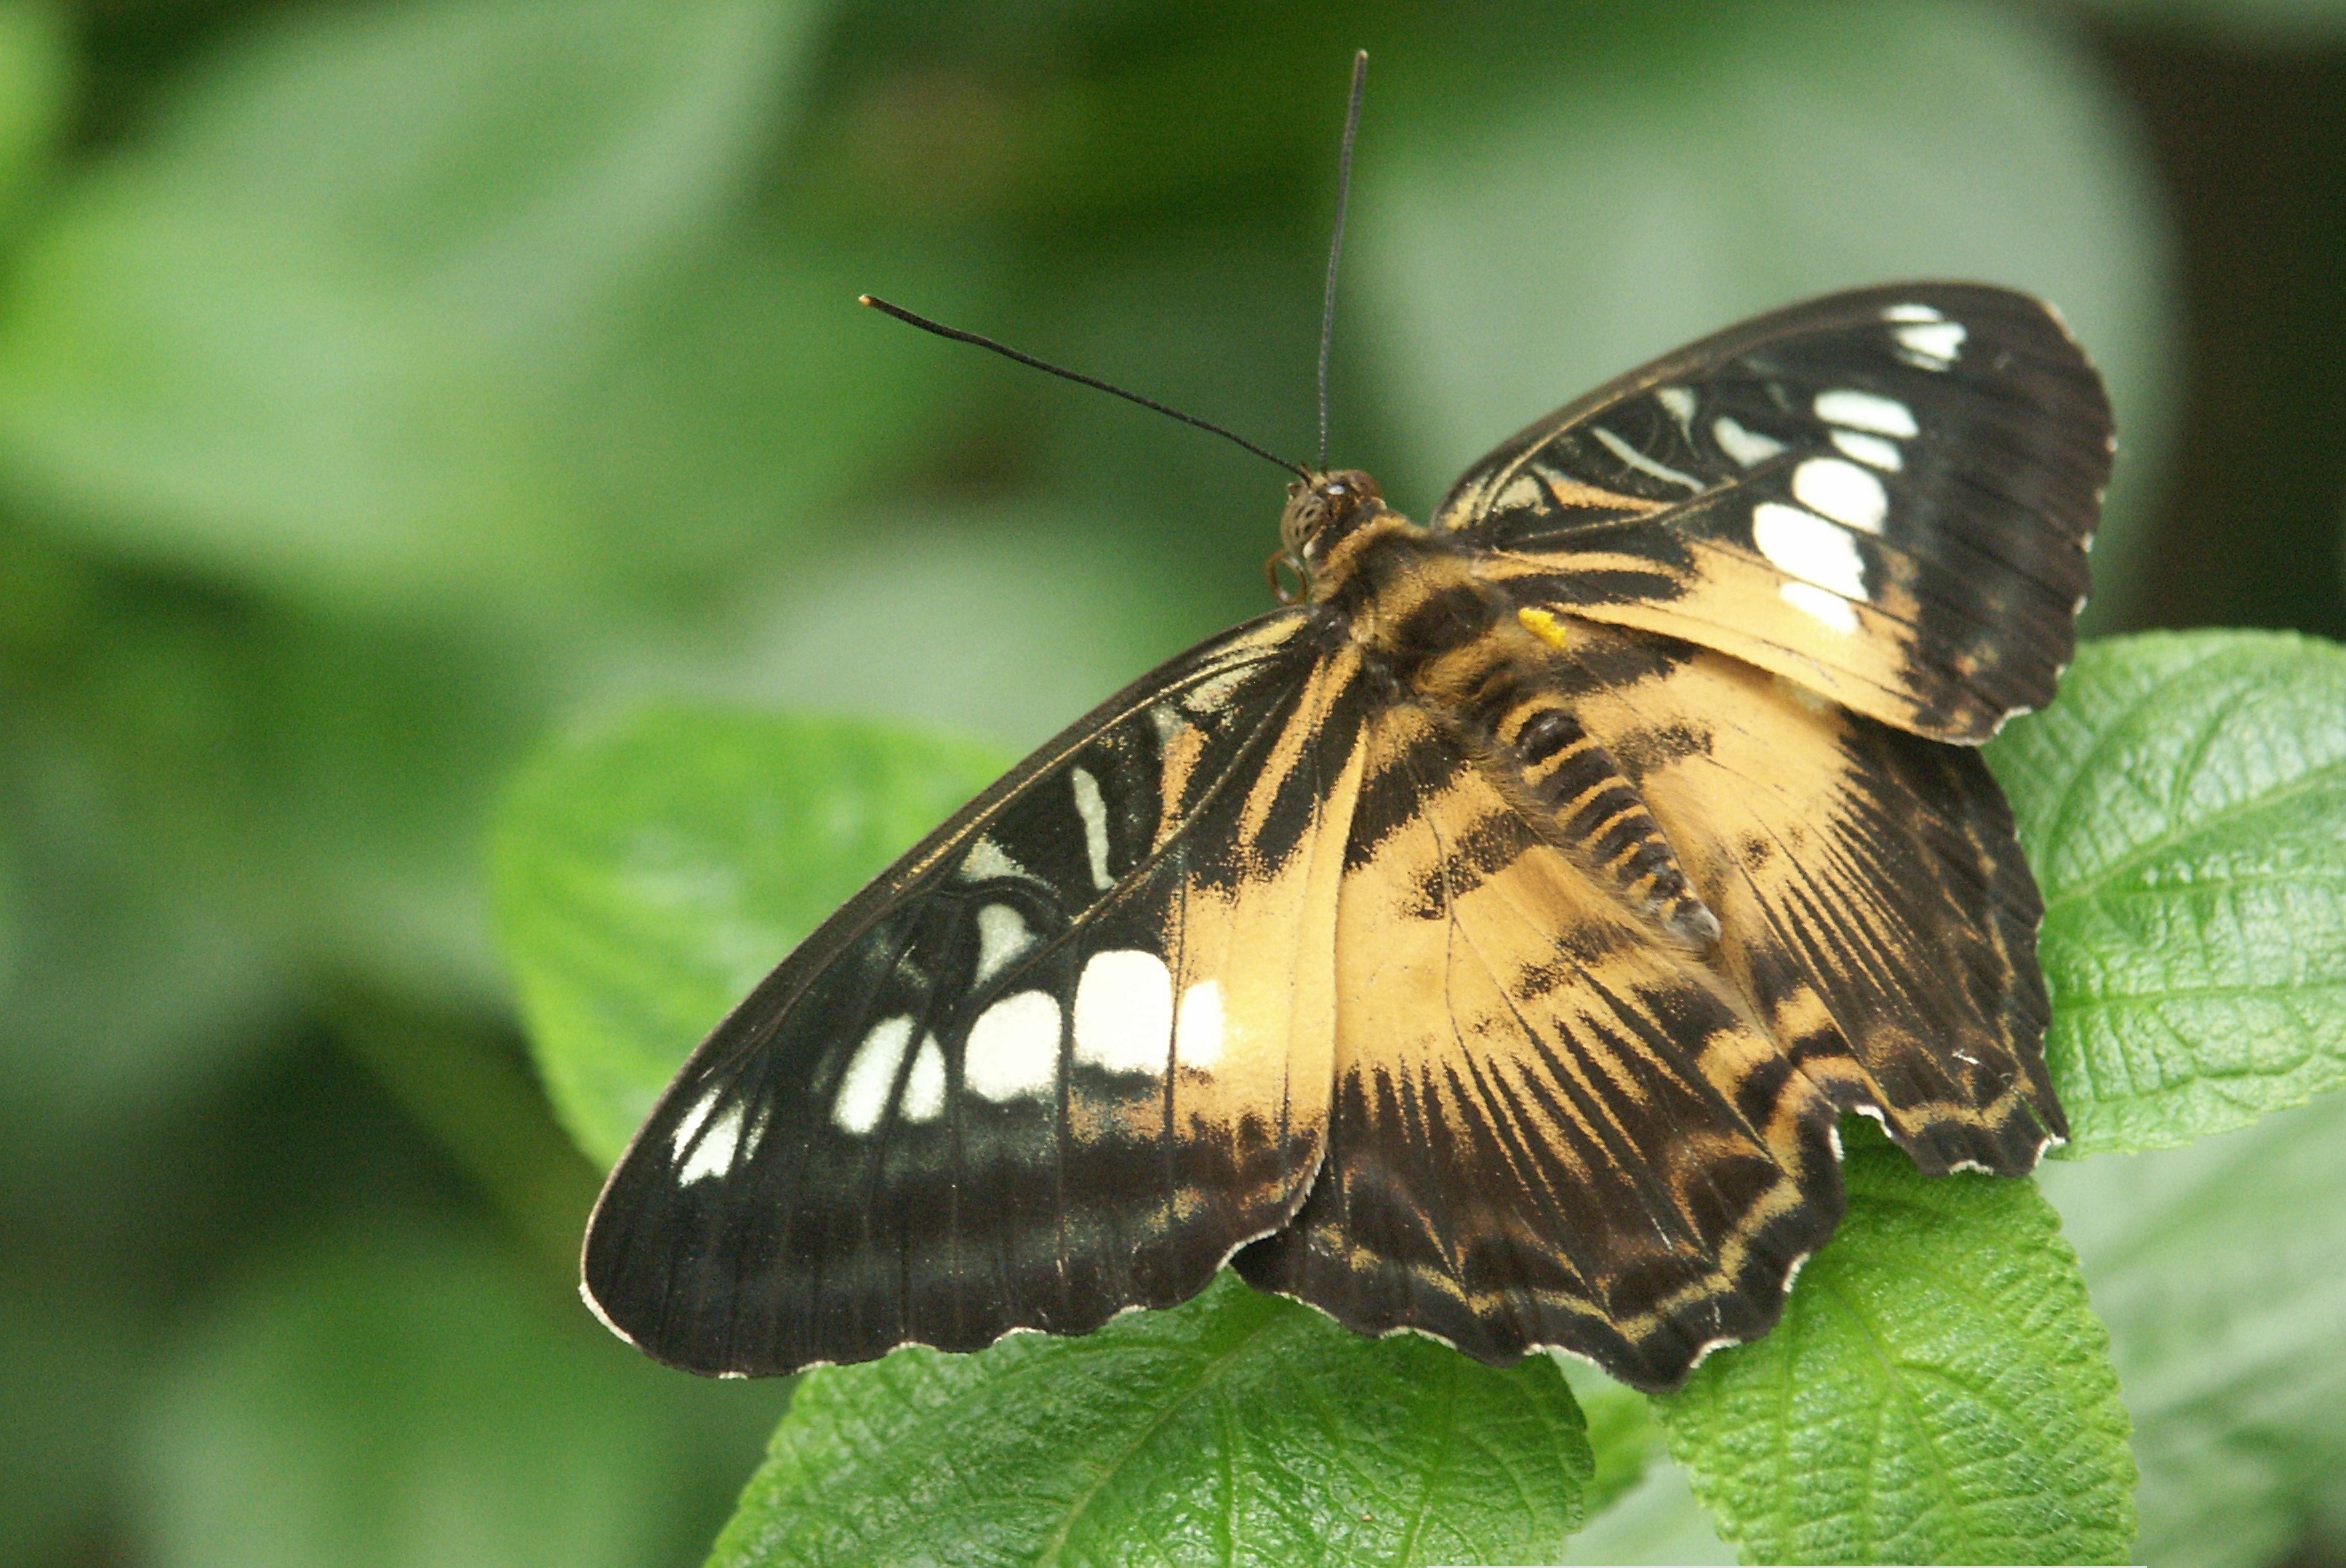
[1295, 478, 1724, 951]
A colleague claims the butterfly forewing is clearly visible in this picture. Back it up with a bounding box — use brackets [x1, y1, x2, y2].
[1437, 284, 2111, 742]
[584, 277, 2106, 1396]
[583, 610, 1372, 1373]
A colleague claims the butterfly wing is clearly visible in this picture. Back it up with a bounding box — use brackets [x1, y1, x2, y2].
[1234, 623, 2067, 1392]
[1566, 625, 2064, 1175]
[1235, 695, 1846, 1393]
[583, 610, 1373, 1375]
[1435, 283, 2111, 742]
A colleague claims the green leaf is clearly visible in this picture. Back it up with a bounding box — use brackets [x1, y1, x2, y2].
[0, 1279, 143, 1565]
[494, 707, 1008, 1166]
[0, 0, 871, 617]
[0, 0, 70, 226]
[1361, 0, 2175, 632]
[135, 1221, 783, 1568]
[714, 1272, 1591, 1568]
[0, 815, 17, 995]
[2076, 0, 2346, 45]
[1658, 1123, 2136, 1566]
[1988, 631, 2346, 1155]
[1571, 1374, 1668, 1517]
[1566, 1460, 1738, 1566]
[1561, 1373, 1738, 1564]
[713, 501, 1235, 750]
[2043, 1089, 2346, 1568]
[0, 589, 290, 1125]
[254, 610, 571, 1007]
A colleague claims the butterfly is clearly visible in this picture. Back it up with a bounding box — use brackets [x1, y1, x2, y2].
[581, 281, 2108, 1393]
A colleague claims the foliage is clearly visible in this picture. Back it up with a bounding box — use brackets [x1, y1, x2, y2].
[494, 631, 2346, 1565]
[5, 2, 2345, 1566]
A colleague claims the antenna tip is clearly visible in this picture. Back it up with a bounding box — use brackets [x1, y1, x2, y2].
[855, 293, 877, 307]
[1353, 48, 1368, 64]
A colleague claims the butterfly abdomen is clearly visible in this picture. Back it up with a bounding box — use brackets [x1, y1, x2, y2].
[1337, 521, 1722, 949]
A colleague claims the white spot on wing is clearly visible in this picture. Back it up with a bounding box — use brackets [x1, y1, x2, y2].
[1073, 949, 1175, 1075]
[669, 1086, 722, 1157]
[1883, 302, 1945, 323]
[1814, 388, 1918, 439]
[964, 991, 1062, 1102]
[834, 1015, 914, 1135]
[1655, 384, 1696, 432]
[1791, 457, 1889, 535]
[1831, 429, 1905, 471]
[1592, 424, 1703, 491]
[1712, 415, 1787, 469]
[1494, 474, 1546, 515]
[1895, 320, 1967, 365]
[1070, 767, 1114, 890]
[1176, 979, 1227, 1071]
[1754, 502, 1868, 599]
[902, 1033, 947, 1122]
[679, 1103, 745, 1184]
[1781, 580, 1861, 633]
[973, 903, 1033, 987]
[960, 836, 1034, 884]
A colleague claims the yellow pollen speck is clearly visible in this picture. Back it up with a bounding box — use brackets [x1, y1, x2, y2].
[1517, 606, 1573, 651]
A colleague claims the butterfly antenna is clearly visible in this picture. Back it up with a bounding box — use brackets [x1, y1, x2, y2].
[858, 295, 1309, 480]
[1316, 49, 1368, 474]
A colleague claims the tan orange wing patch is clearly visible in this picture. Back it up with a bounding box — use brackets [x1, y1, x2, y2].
[1236, 699, 1841, 1392]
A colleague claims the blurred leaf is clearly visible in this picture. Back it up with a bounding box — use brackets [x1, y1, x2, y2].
[2042, 1089, 2346, 1568]
[0, 592, 289, 1125]
[2078, 0, 2346, 44]
[1557, 1369, 1738, 1562]
[714, 1272, 1591, 1568]
[1988, 632, 2346, 1155]
[495, 707, 1007, 1165]
[0, 1281, 141, 1564]
[1571, 1374, 1666, 1518]
[1361, 0, 2176, 631]
[0, 815, 17, 994]
[323, 994, 601, 1280]
[1659, 1124, 2136, 1566]
[0, 0, 912, 619]
[0, 0, 69, 225]
[253, 611, 570, 1006]
[714, 502, 1230, 750]
[137, 1221, 783, 1568]
[1566, 1458, 1738, 1566]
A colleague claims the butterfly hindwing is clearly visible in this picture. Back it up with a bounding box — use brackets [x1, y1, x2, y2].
[1436, 283, 2111, 742]
[583, 277, 2105, 1395]
[1235, 695, 1845, 1392]
[582, 610, 1372, 1374]
[1562, 623, 2065, 1173]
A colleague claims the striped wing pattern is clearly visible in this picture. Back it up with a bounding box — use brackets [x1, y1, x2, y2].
[583, 610, 1372, 1374]
[1563, 628, 2063, 1177]
[584, 282, 2102, 1394]
[1235, 698, 1842, 1389]
[1437, 284, 2111, 741]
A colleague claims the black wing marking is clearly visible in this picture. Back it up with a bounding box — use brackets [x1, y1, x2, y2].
[1565, 626, 2064, 1175]
[1436, 284, 2110, 742]
[582, 609, 1374, 1375]
[1236, 697, 1843, 1392]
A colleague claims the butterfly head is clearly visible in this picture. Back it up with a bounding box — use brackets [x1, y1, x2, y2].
[1272, 469, 1385, 601]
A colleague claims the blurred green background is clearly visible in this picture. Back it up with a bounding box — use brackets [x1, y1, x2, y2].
[2, 1, 2342, 1565]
